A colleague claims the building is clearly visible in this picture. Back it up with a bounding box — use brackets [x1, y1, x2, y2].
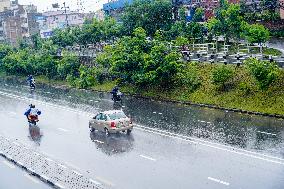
[3, 16, 22, 45]
[103, 0, 133, 21]
[280, 0, 284, 19]
[39, 10, 86, 38]
[0, 10, 13, 42]
[93, 9, 104, 21]
[27, 12, 42, 37]
[0, 0, 10, 12]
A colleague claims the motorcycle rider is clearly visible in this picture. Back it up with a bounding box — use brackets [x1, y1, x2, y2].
[24, 104, 41, 123]
[27, 75, 35, 89]
[111, 86, 119, 95]
[111, 85, 121, 101]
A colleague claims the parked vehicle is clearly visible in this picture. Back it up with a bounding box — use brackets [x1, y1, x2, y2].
[89, 110, 133, 136]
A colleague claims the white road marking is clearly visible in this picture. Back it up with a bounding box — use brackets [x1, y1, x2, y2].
[2, 160, 15, 169]
[95, 176, 114, 187]
[208, 177, 230, 186]
[135, 126, 284, 165]
[8, 111, 17, 115]
[93, 140, 104, 144]
[1, 90, 283, 165]
[257, 131, 277, 136]
[140, 155, 156, 161]
[24, 174, 40, 184]
[57, 128, 69, 132]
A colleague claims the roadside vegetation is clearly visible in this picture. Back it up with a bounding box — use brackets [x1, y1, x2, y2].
[0, 0, 283, 115]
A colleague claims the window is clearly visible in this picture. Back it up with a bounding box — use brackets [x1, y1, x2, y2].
[96, 113, 107, 120]
[108, 112, 127, 120]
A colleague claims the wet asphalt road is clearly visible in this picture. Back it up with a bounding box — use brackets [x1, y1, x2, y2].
[0, 80, 284, 189]
[0, 156, 51, 189]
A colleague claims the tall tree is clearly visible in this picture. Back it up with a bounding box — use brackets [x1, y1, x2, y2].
[122, 0, 173, 36]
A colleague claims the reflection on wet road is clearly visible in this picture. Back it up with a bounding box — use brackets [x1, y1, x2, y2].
[1, 79, 283, 157]
[0, 78, 284, 189]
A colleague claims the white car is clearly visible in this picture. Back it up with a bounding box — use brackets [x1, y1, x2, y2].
[89, 110, 133, 135]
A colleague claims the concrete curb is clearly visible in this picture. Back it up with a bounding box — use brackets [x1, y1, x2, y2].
[0, 151, 64, 189]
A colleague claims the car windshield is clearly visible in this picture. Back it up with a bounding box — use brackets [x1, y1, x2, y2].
[108, 112, 127, 120]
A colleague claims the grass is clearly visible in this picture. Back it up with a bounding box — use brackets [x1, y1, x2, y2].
[1, 64, 283, 116]
[115, 63, 284, 115]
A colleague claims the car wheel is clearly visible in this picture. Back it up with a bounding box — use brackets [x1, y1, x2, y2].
[105, 128, 110, 136]
[126, 129, 132, 135]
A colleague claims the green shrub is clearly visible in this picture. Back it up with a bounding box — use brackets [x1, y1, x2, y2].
[175, 62, 201, 92]
[211, 65, 234, 90]
[238, 82, 251, 95]
[57, 52, 80, 80]
[245, 58, 280, 90]
[2, 50, 29, 75]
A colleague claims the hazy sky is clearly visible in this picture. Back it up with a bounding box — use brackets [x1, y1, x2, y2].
[18, 0, 108, 12]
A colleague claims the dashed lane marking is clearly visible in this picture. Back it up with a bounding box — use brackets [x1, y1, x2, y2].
[208, 177, 230, 186]
[8, 111, 17, 115]
[135, 127, 284, 166]
[1, 90, 283, 165]
[139, 155, 157, 161]
[57, 128, 69, 132]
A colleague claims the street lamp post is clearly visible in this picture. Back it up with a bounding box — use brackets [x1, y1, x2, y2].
[62, 2, 70, 27]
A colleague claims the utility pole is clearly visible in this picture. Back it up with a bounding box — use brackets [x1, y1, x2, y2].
[62, 2, 69, 27]
[172, 0, 179, 21]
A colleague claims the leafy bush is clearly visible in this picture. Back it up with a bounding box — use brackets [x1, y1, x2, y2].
[245, 58, 279, 90]
[238, 82, 251, 95]
[211, 65, 234, 90]
[2, 50, 29, 75]
[57, 52, 80, 80]
[0, 44, 12, 64]
[175, 62, 201, 92]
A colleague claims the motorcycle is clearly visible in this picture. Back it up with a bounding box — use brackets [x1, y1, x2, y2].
[28, 114, 39, 126]
[112, 91, 123, 102]
[30, 79, 36, 90]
